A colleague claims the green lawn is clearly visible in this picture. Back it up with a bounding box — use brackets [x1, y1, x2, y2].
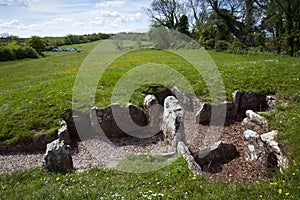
[0, 40, 300, 199]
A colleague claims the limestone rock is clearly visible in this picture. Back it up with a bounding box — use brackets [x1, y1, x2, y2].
[233, 91, 268, 114]
[242, 110, 268, 134]
[243, 129, 270, 171]
[143, 95, 163, 135]
[266, 95, 276, 109]
[58, 119, 71, 145]
[195, 141, 239, 173]
[42, 139, 73, 172]
[195, 103, 211, 123]
[243, 129, 289, 172]
[260, 130, 289, 173]
[161, 96, 185, 152]
[177, 142, 202, 176]
[91, 104, 147, 138]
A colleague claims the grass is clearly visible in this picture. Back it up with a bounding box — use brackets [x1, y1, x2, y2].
[0, 158, 299, 199]
[0, 40, 300, 199]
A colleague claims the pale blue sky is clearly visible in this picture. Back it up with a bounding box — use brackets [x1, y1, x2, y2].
[0, 0, 151, 37]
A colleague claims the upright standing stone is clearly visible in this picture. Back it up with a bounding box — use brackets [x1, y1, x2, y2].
[161, 96, 185, 152]
[143, 95, 163, 135]
[42, 139, 73, 172]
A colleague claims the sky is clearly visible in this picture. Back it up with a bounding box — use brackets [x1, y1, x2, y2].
[0, 0, 152, 38]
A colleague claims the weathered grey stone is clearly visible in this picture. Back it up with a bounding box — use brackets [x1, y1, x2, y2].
[161, 96, 185, 152]
[266, 95, 276, 109]
[243, 129, 279, 172]
[42, 139, 73, 172]
[58, 119, 71, 145]
[177, 141, 202, 176]
[195, 103, 211, 123]
[260, 130, 289, 173]
[143, 95, 163, 135]
[195, 141, 239, 173]
[242, 110, 268, 134]
[90, 104, 147, 138]
[236, 91, 268, 113]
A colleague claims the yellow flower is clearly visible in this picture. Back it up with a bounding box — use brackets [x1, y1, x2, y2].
[282, 180, 285, 183]
[259, 195, 263, 198]
[293, 160, 297, 166]
[278, 189, 282, 194]
[292, 173, 296, 176]
[269, 182, 277, 186]
[56, 177, 60, 181]
[192, 176, 197, 180]
[286, 164, 289, 169]
[285, 192, 290, 196]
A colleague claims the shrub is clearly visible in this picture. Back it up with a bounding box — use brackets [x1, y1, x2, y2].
[0, 47, 15, 61]
[24, 47, 39, 58]
[202, 39, 215, 50]
[214, 40, 231, 52]
[227, 40, 245, 54]
[15, 47, 26, 59]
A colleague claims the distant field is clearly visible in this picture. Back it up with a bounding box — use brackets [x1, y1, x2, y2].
[0, 40, 300, 199]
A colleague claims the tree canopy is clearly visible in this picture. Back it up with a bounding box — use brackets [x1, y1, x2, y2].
[146, 0, 300, 56]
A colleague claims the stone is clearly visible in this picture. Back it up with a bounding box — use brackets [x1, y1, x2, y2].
[260, 130, 289, 173]
[242, 110, 268, 134]
[57, 119, 71, 145]
[42, 139, 73, 172]
[243, 129, 280, 172]
[90, 104, 147, 138]
[161, 96, 185, 152]
[266, 95, 276, 109]
[195, 141, 239, 173]
[235, 91, 268, 114]
[243, 130, 268, 169]
[195, 103, 211, 123]
[177, 141, 202, 176]
[143, 95, 163, 135]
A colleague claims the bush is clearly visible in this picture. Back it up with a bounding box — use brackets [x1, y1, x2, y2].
[0, 47, 15, 61]
[202, 39, 215, 50]
[227, 40, 245, 54]
[15, 48, 26, 59]
[214, 40, 231, 52]
[24, 47, 39, 58]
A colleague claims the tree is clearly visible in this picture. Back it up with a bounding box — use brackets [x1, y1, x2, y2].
[28, 36, 46, 54]
[146, 0, 185, 30]
[177, 15, 190, 35]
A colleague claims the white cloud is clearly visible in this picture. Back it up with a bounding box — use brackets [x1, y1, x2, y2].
[0, 0, 152, 37]
[0, 19, 23, 28]
[95, 0, 125, 8]
[0, 0, 31, 7]
[96, 10, 121, 17]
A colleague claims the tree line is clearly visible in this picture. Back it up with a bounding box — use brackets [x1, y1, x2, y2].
[146, 0, 300, 56]
[0, 33, 111, 62]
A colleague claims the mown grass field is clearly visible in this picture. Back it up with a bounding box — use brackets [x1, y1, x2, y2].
[0, 40, 300, 199]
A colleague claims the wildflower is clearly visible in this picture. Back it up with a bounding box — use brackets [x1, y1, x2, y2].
[269, 182, 277, 186]
[282, 180, 285, 183]
[278, 189, 282, 194]
[56, 177, 60, 181]
[286, 164, 289, 169]
[285, 192, 290, 196]
[259, 195, 263, 198]
[293, 160, 297, 166]
[192, 176, 197, 180]
[292, 173, 296, 176]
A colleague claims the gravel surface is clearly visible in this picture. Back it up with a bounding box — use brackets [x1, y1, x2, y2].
[0, 114, 265, 183]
